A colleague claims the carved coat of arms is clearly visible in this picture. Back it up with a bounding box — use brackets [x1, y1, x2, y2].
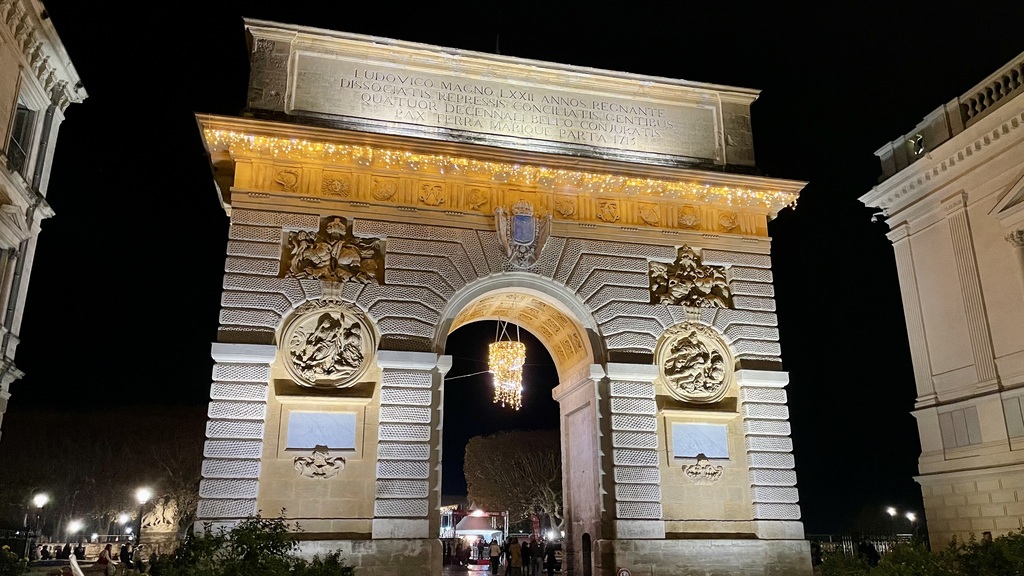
[495, 200, 552, 270]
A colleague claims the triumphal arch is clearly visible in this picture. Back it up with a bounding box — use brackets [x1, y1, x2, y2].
[193, 19, 812, 575]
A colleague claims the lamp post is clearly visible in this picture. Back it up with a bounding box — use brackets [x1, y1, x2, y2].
[885, 507, 897, 539]
[905, 512, 917, 539]
[117, 513, 129, 541]
[135, 487, 152, 543]
[67, 519, 84, 547]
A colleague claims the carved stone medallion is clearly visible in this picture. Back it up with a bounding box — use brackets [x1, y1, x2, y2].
[597, 200, 620, 223]
[683, 453, 724, 485]
[655, 323, 732, 403]
[678, 205, 701, 229]
[281, 300, 376, 388]
[294, 445, 346, 479]
[649, 246, 732, 308]
[283, 216, 384, 284]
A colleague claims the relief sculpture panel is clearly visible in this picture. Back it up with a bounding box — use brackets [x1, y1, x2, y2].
[282, 216, 384, 284]
[649, 245, 732, 308]
[655, 323, 733, 404]
[281, 300, 377, 388]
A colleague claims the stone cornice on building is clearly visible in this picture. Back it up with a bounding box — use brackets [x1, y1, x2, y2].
[0, 0, 86, 112]
[860, 96, 1024, 220]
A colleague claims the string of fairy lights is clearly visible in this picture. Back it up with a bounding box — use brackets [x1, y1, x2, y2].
[203, 129, 799, 210]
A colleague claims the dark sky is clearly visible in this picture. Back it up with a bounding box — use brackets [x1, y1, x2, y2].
[4, 0, 1024, 535]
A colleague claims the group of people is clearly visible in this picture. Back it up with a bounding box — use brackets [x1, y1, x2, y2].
[486, 536, 559, 576]
[34, 541, 137, 576]
[35, 542, 85, 560]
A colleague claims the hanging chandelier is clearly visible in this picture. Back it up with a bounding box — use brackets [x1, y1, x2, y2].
[488, 320, 525, 410]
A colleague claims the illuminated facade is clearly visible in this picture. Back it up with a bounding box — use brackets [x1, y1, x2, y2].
[195, 20, 811, 575]
[0, 0, 85, 441]
[862, 50, 1024, 546]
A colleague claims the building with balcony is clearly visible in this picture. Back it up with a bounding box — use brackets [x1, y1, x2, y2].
[0, 0, 86, 440]
[861, 51, 1024, 547]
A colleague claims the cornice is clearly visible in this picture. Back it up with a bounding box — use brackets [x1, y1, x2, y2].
[859, 98, 1024, 217]
[0, 0, 86, 111]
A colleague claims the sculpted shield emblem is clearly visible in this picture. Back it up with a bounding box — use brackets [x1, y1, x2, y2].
[512, 213, 536, 244]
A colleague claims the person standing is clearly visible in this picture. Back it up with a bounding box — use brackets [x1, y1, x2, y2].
[508, 537, 523, 576]
[520, 538, 531, 576]
[96, 543, 116, 576]
[119, 542, 135, 569]
[529, 537, 543, 576]
[489, 538, 501, 575]
[544, 542, 557, 576]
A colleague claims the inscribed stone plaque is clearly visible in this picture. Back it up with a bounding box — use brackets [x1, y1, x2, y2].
[672, 422, 728, 459]
[287, 411, 356, 450]
[289, 53, 718, 160]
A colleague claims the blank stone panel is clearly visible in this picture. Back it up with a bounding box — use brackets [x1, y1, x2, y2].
[377, 460, 430, 479]
[702, 250, 771, 268]
[378, 424, 431, 441]
[221, 292, 293, 314]
[723, 325, 780, 343]
[379, 406, 432, 423]
[604, 333, 658, 353]
[742, 403, 789, 420]
[613, 449, 659, 467]
[374, 498, 429, 517]
[226, 240, 282, 260]
[380, 387, 432, 406]
[231, 209, 319, 230]
[733, 296, 777, 312]
[202, 459, 261, 479]
[196, 498, 258, 519]
[711, 309, 778, 329]
[208, 401, 267, 421]
[384, 269, 456, 300]
[614, 466, 661, 484]
[743, 419, 792, 436]
[752, 503, 801, 520]
[739, 388, 787, 404]
[612, 432, 659, 449]
[212, 363, 271, 382]
[610, 398, 657, 415]
[615, 502, 662, 519]
[594, 301, 673, 327]
[611, 415, 657, 432]
[732, 340, 783, 357]
[730, 281, 775, 297]
[219, 308, 282, 328]
[225, 257, 280, 276]
[751, 486, 800, 504]
[730, 266, 773, 283]
[377, 442, 431, 460]
[376, 480, 429, 498]
[599, 316, 667, 338]
[223, 275, 305, 305]
[210, 382, 270, 401]
[204, 440, 264, 459]
[585, 285, 654, 312]
[199, 479, 260, 499]
[749, 468, 798, 486]
[615, 484, 661, 502]
[230, 224, 285, 243]
[358, 284, 446, 313]
[745, 436, 793, 453]
[747, 452, 796, 470]
[610, 382, 655, 398]
[382, 372, 432, 388]
[206, 419, 265, 439]
[369, 300, 440, 325]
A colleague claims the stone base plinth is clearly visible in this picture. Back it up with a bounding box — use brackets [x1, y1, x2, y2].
[297, 539, 441, 576]
[598, 538, 813, 576]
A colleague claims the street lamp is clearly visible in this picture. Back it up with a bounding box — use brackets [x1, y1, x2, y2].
[905, 511, 917, 537]
[135, 487, 153, 542]
[885, 507, 897, 538]
[67, 519, 84, 544]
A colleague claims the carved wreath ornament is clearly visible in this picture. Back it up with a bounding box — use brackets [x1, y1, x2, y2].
[294, 445, 346, 479]
[281, 301, 376, 388]
[655, 323, 732, 403]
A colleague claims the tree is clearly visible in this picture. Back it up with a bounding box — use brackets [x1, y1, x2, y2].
[464, 430, 563, 531]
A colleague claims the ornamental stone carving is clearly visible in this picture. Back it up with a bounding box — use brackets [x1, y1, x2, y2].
[283, 216, 384, 284]
[495, 200, 552, 270]
[294, 445, 346, 479]
[649, 246, 732, 307]
[274, 169, 299, 192]
[656, 323, 732, 403]
[282, 300, 376, 388]
[678, 205, 701, 229]
[372, 177, 398, 200]
[719, 211, 739, 231]
[639, 204, 660, 226]
[419, 183, 444, 206]
[1007, 229, 1024, 247]
[141, 496, 178, 532]
[597, 200, 620, 222]
[555, 196, 577, 218]
[684, 453, 724, 485]
[321, 175, 351, 197]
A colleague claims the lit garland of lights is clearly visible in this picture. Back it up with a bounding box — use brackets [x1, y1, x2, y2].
[203, 129, 798, 210]
[489, 340, 525, 410]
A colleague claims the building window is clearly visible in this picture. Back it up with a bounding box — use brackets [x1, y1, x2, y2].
[6, 103, 34, 177]
[671, 422, 729, 459]
[938, 406, 982, 448]
[1003, 397, 1024, 439]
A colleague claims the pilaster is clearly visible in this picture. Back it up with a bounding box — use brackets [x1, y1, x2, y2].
[886, 224, 937, 407]
[372, 351, 448, 539]
[605, 363, 665, 540]
[942, 192, 999, 391]
[736, 370, 804, 539]
[195, 343, 276, 531]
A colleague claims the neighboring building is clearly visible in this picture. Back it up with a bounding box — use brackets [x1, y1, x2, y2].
[861, 50, 1024, 547]
[0, 0, 86, 441]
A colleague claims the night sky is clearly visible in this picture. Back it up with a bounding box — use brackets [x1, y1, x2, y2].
[4, 1, 1024, 535]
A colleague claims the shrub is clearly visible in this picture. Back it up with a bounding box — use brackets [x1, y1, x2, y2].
[0, 545, 28, 576]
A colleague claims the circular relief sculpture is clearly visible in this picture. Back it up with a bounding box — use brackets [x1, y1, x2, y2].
[655, 323, 733, 403]
[281, 301, 376, 388]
